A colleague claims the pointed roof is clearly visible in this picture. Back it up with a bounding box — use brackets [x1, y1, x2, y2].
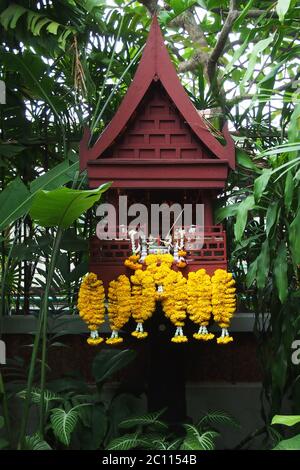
[80, 16, 235, 170]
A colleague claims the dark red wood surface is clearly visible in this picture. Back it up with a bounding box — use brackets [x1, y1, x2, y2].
[80, 16, 235, 171]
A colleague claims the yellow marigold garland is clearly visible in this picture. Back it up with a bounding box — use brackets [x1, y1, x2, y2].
[211, 269, 236, 344]
[187, 269, 214, 341]
[130, 269, 156, 338]
[124, 254, 142, 270]
[106, 274, 132, 345]
[144, 254, 174, 300]
[144, 253, 174, 267]
[77, 273, 105, 345]
[162, 270, 188, 343]
[177, 250, 187, 268]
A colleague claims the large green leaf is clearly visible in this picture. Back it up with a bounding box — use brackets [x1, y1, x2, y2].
[273, 434, 300, 450]
[198, 410, 239, 428]
[0, 4, 26, 29]
[106, 433, 141, 450]
[272, 415, 300, 427]
[266, 201, 280, 237]
[215, 203, 239, 224]
[246, 256, 259, 287]
[92, 349, 136, 384]
[289, 206, 300, 264]
[29, 182, 111, 228]
[50, 408, 79, 446]
[24, 434, 52, 450]
[240, 36, 274, 90]
[0, 160, 79, 231]
[30, 160, 78, 192]
[236, 148, 258, 171]
[274, 242, 288, 303]
[254, 169, 272, 203]
[288, 103, 300, 144]
[234, 195, 255, 241]
[0, 177, 30, 231]
[0, 143, 26, 157]
[119, 410, 168, 431]
[181, 426, 218, 451]
[284, 171, 294, 212]
[256, 239, 270, 289]
[17, 387, 62, 405]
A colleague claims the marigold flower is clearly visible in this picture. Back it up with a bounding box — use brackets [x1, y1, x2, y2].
[211, 269, 236, 345]
[77, 273, 105, 345]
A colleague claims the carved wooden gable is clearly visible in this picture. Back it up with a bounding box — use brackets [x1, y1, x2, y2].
[102, 82, 214, 161]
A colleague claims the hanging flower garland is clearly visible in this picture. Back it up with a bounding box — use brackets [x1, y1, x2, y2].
[106, 274, 132, 345]
[211, 269, 236, 344]
[161, 270, 188, 343]
[77, 273, 105, 346]
[144, 253, 174, 299]
[176, 249, 187, 269]
[187, 269, 214, 341]
[130, 270, 156, 339]
[124, 254, 142, 271]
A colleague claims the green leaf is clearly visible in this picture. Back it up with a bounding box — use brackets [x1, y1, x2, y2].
[199, 410, 240, 428]
[274, 242, 288, 303]
[0, 143, 26, 157]
[272, 415, 300, 427]
[0, 160, 79, 231]
[24, 434, 52, 450]
[215, 203, 239, 224]
[285, 171, 294, 212]
[236, 148, 258, 171]
[276, 0, 291, 23]
[30, 160, 78, 192]
[119, 410, 168, 431]
[29, 183, 111, 228]
[50, 408, 79, 446]
[47, 21, 60, 35]
[0, 4, 26, 29]
[256, 239, 270, 290]
[234, 195, 255, 241]
[266, 201, 280, 237]
[254, 169, 272, 202]
[289, 206, 300, 264]
[90, 405, 108, 449]
[17, 387, 62, 405]
[92, 349, 136, 384]
[106, 433, 141, 450]
[246, 264, 256, 286]
[273, 434, 300, 450]
[288, 103, 300, 144]
[0, 177, 31, 231]
[233, 0, 255, 30]
[240, 36, 274, 89]
[181, 426, 218, 451]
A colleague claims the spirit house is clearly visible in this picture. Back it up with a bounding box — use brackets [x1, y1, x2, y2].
[80, 16, 235, 288]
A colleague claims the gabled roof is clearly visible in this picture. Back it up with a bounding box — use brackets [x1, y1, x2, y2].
[80, 16, 235, 171]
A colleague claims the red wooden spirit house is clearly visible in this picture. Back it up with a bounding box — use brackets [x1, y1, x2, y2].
[80, 16, 235, 287]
